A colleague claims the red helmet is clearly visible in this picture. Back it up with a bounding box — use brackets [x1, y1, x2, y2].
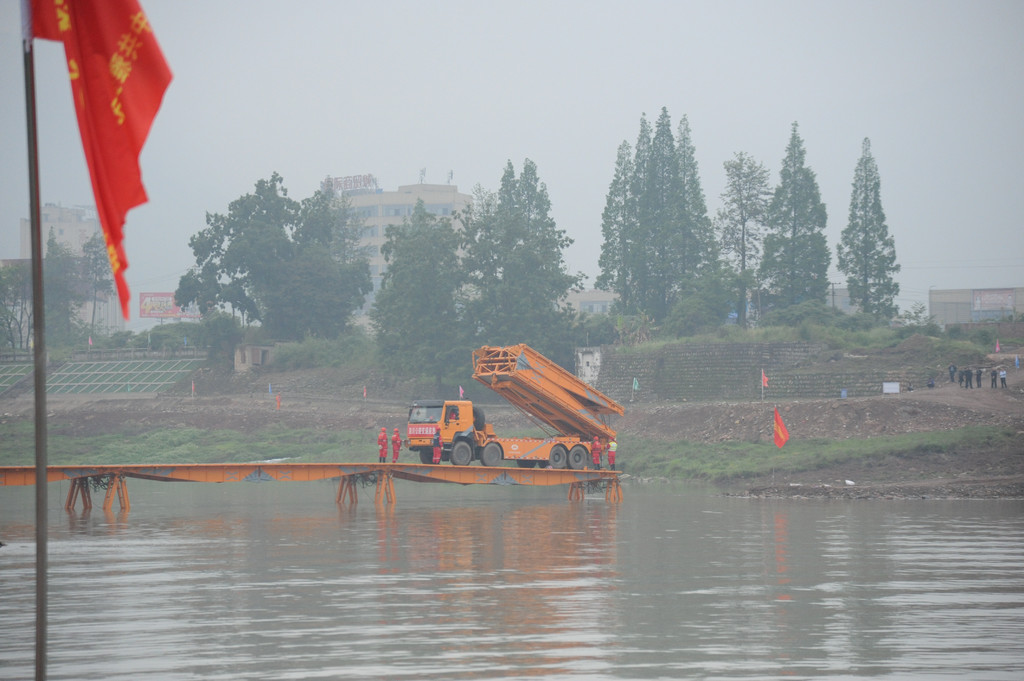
[393, 428, 399, 434]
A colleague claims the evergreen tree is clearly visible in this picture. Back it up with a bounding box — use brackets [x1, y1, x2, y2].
[717, 152, 771, 327]
[675, 114, 717, 282]
[759, 123, 831, 310]
[597, 110, 716, 324]
[461, 159, 582, 365]
[626, 114, 654, 317]
[837, 138, 900, 319]
[595, 140, 636, 310]
[370, 200, 465, 390]
[640, 107, 685, 321]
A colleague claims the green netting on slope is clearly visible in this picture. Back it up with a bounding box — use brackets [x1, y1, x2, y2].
[46, 359, 204, 395]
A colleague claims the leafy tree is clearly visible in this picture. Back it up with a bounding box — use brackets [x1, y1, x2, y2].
[43, 230, 87, 347]
[81, 232, 114, 336]
[837, 138, 900, 319]
[759, 122, 831, 311]
[0, 261, 32, 350]
[716, 152, 771, 327]
[370, 200, 466, 390]
[176, 173, 370, 340]
[461, 159, 583, 366]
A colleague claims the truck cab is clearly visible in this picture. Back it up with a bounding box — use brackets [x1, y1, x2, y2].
[407, 400, 491, 465]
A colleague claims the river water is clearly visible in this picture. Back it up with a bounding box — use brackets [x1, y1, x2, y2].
[1, 480, 1022, 680]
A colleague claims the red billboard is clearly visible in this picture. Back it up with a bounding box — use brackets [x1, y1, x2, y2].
[139, 292, 201, 319]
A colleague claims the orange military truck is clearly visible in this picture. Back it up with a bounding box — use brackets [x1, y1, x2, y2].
[406, 344, 624, 468]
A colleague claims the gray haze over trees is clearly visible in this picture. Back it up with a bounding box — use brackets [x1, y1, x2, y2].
[2, 1, 1020, 335]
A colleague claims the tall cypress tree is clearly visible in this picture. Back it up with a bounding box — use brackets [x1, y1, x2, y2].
[759, 122, 830, 310]
[596, 140, 636, 310]
[627, 114, 654, 318]
[675, 115, 716, 282]
[837, 138, 900, 319]
[640, 107, 685, 321]
[598, 110, 717, 324]
[717, 151, 771, 327]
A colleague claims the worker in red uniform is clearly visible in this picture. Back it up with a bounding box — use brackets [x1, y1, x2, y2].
[591, 436, 603, 469]
[377, 426, 388, 463]
[608, 438, 618, 470]
[431, 426, 442, 464]
[391, 428, 402, 463]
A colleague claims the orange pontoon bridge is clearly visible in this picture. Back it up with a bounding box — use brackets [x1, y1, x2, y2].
[0, 462, 623, 512]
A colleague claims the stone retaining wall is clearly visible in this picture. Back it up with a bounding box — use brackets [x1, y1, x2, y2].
[594, 342, 936, 403]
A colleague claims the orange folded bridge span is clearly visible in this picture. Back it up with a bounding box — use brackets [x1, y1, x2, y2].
[0, 462, 623, 511]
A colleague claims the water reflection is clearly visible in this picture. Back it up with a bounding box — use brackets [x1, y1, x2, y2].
[0, 483, 1022, 680]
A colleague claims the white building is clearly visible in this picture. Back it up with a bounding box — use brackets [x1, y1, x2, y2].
[322, 175, 472, 311]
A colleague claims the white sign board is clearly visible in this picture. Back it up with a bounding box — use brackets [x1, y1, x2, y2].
[882, 382, 900, 394]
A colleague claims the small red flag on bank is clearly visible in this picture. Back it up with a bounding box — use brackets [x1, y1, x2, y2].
[30, 0, 172, 319]
[773, 407, 789, 448]
[762, 369, 768, 388]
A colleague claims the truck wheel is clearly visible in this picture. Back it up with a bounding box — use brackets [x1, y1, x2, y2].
[450, 440, 473, 466]
[473, 406, 486, 431]
[549, 445, 568, 469]
[480, 442, 503, 467]
[568, 445, 588, 470]
[418, 449, 433, 465]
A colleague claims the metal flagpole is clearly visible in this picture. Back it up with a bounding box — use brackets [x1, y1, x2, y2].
[22, 7, 49, 677]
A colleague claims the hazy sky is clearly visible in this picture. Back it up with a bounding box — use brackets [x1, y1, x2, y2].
[2, 0, 1022, 331]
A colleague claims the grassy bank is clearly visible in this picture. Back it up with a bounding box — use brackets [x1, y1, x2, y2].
[615, 426, 1019, 483]
[0, 421, 374, 467]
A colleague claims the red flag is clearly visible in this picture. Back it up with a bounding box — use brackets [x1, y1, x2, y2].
[773, 407, 789, 448]
[762, 369, 768, 388]
[32, 0, 171, 319]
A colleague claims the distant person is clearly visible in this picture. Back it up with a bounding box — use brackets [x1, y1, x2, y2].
[1000, 369, 1008, 388]
[991, 368, 998, 388]
[608, 438, 618, 471]
[949, 364, 957, 382]
[377, 427, 388, 463]
[958, 369, 965, 387]
[976, 368, 983, 389]
[591, 436, 603, 469]
[927, 377, 935, 389]
[965, 368, 973, 389]
[431, 426, 442, 465]
[391, 428, 402, 463]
